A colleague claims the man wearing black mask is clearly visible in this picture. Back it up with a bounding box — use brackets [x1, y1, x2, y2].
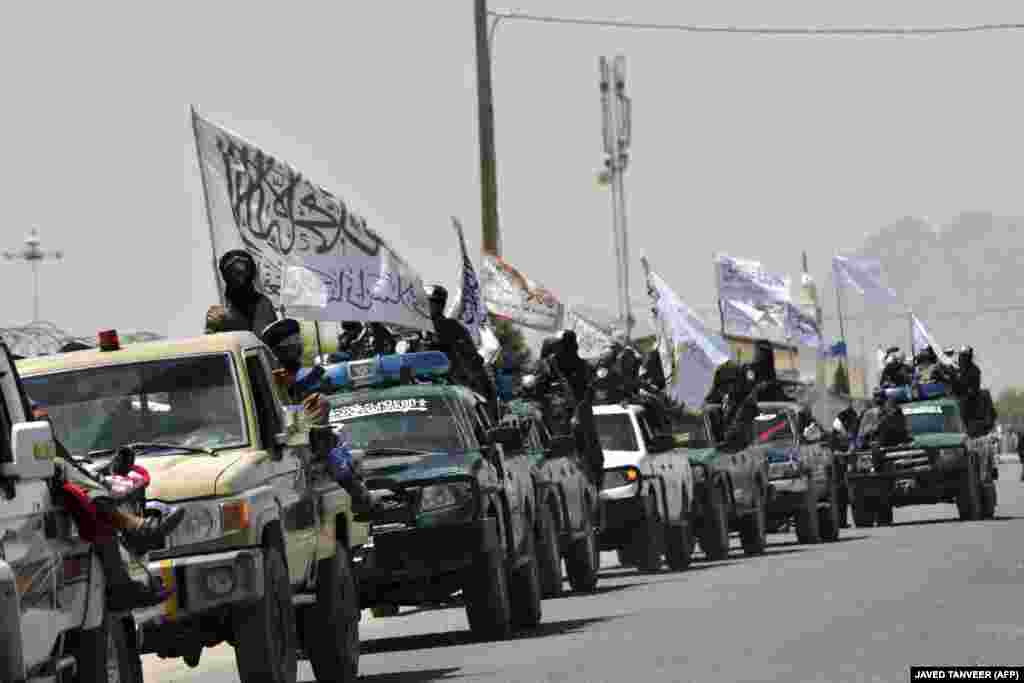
[425, 285, 497, 418]
[744, 340, 789, 403]
[205, 250, 278, 335]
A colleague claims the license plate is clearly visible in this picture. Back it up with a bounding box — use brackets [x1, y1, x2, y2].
[349, 361, 374, 381]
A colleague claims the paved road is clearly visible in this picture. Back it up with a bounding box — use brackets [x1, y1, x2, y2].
[145, 464, 1024, 683]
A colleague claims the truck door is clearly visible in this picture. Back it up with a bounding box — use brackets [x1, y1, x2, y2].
[244, 350, 318, 585]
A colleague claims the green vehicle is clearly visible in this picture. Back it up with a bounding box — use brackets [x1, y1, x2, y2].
[320, 351, 543, 641]
[846, 388, 998, 526]
[689, 405, 770, 560]
[499, 399, 601, 597]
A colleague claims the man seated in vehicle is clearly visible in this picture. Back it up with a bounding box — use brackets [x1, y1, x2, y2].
[879, 348, 913, 387]
[913, 346, 952, 386]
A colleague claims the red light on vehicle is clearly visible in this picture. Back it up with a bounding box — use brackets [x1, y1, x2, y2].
[98, 330, 120, 352]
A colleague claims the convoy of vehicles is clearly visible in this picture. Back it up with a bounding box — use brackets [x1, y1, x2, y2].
[593, 403, 695, 572]
[845, 386, 999, 526]
[320, 351, 543, 641]
[18, 331, 367, 683]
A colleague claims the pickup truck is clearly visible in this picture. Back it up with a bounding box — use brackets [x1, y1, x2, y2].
[500, 398, 600, 597]
[0, 340, 137, 682]
[320, 352, 543, 641]
[18, 330, 367, 683]
[751, 403, 843, 544]
[593, 404, 694, 572]
[846, 388, 998, 526]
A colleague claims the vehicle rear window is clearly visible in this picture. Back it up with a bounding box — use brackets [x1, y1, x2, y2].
[594, 413, 639, 452]
[327, 395, 463, 453]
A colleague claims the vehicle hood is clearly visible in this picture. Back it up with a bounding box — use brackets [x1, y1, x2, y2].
[685, 447, 720, 467]
[764, 445, 800, 463]
[138, 450, 249, 501]
[602, 449, 644, 470]
[358, 449, 484, 485]
[911, 432, 967, 449]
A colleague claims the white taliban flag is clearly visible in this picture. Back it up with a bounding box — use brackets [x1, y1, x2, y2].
[643, 257, 732, 409]
[565, 307, 616, 360]
[832, 255, 899, 306]
[715, 253, 792, 306]
[911, 313, 954, 366]
[191, 108, 432, 330]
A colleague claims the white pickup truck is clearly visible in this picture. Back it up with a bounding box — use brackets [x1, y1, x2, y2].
[593, 403, 695, 573]
[0, 341, 136, 682]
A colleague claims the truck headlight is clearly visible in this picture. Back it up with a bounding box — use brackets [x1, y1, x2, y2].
[602, 466, 640, 490]
[169, 503, 221, 547]
[596, 367, 609, 379]
[419, 481, 474, 513]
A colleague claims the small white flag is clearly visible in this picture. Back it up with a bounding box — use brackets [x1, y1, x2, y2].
[911, 313, 954, 366]
[715, 253, 792, 306]
[832, 255, 899, 306]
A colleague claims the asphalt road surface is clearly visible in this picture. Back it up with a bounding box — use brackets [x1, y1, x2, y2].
[145, 463, 1024, 683]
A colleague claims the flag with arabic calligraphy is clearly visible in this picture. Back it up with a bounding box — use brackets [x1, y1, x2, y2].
[643, 257, 732, 408]
[564, 307, 615, 359]
[445, 217, 486, 346]
[191, 108, 432, 330]
[480, 253, 564, 332]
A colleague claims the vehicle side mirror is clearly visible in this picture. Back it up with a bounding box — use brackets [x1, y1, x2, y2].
[547, 434, 576, 459]
[802, 424, 824, 444]
[488, 425, 523, 453]
[1, 422, 57, 480]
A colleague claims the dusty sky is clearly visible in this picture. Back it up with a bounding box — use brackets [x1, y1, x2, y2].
[2, 0, 1022, 345]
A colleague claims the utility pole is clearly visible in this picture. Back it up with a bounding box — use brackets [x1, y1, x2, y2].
[474, 0, 501, 257]
[598, 55, 634, 341]
[4, 228, 63, 323]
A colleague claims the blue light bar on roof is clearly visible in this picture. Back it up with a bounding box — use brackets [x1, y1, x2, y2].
[874, 382, 950, 404]
[320, 351, 451, 393]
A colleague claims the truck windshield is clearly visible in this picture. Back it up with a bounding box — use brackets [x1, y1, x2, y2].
[22, 354, 246, 455]
[327, 396, 463, 452]
[753, 412, 793, 444]
[594, 413, 639, 452]
[901, 404, 963, 435]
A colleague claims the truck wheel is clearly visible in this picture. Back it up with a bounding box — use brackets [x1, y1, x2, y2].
[957, 456, 982, 521]
[838, 484, 850, 529]
[739, 484, 767, 556]
[851, 488, 874, 528]
[566, 513, 600, 593]
[305, 543, 359, 683]
[664, 489, 694, 570]
[535, 499, 563, 598]
[233, 545, 298, 683]
[819, 478, 842, 542]
[73, 612, 139, 683]
[464, 512, 513, 640]
[629, 491, 663, 572]
[875, 495, 894, 526]
[795, 477, 821, 544]
[980, 483, 997, 519]
[509, 524, 543, 629]
[698, 482, 730, 561]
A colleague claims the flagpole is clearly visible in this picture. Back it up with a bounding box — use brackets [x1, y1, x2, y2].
[714, 254, 726, 336]
[908, 310, 915, 359]
[314, 321, 324, 361]
[191, 106, 227, 309]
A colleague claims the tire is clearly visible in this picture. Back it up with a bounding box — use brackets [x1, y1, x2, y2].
[739, 484, 767, 556]
[508, 524, 543, 629]
[566, 512, 600, 593]
[875, 495, 894, 526]
[464, 511, 513, 641]
[819, 477, 842, 543]
[664, 493, 694, 571]
[535, 499, 563, 598]
[305, 543, 360, 683]
[617, 548, 637, 567]
[981, 483, 997, 519]
[957, 456, 982, 521]
[629, 490, 663, 573]
[72, 612, 139, 683]
[837, 477, 850, 529]
[233, 544, 298, 683]
[795, 476, 821, 544]
[698, 482, 730, 561]
[851, 488, 875, 528]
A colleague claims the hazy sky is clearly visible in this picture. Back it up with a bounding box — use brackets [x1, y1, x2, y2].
[2, 0, 1022, 344]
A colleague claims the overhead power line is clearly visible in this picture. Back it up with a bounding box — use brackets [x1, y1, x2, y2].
[488, 10, 1024, 36]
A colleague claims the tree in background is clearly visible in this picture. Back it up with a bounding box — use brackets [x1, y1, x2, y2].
[633, 335, 657, 354]
[833, 362, 851, 396]
[490, 315, 532, 368]
[995, 387, 1024, 423]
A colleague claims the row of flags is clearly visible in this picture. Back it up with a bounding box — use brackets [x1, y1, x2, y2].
[192, 107, 946, 406]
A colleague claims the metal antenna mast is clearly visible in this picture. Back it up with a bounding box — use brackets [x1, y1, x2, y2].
[598, 55, 634, 341]
[4, 228, 64, 323]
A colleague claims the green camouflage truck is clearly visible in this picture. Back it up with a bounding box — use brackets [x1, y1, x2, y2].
[319, 351, 543, 641]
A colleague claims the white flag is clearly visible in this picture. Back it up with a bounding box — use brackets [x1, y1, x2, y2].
[480, 253, 564, 332]
[832, 255, 899, 306]
[445, 217, 486, 346]
[722, 300, 761, 337]
[565, 307, 615, 359]
[911, 313, 954, 366]
[478, 324, 502, 366]
[715, 253, 792, 306]
[192, 109, 432, 330]
[783, 302, 822, 348]
[643, 257, 732, 409]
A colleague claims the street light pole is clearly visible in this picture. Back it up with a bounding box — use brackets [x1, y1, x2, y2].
[599, 55, 634, 341]
[4, 228, 63, 323]
[475, 0, 502, 257]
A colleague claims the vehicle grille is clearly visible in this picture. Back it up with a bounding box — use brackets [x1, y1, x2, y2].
[364, 483, 421, 529]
